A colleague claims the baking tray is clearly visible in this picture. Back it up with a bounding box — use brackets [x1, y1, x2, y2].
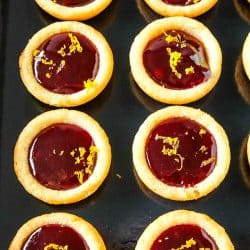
[1, 0, 250, 249]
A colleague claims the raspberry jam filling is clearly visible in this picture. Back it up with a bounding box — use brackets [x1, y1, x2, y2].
[151, 224, 218, 250]
[22, 224, 88, 250]
[143, 30, 210, 90]
[29, 123, 98, 190]
[162, 0, 201, 6]
[33, 32, 99, 94]
[51, 0, 94, 7]
[146, 117, 217, 187]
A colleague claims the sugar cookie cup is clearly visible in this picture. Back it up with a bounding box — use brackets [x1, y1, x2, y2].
[9, 213, 106, 250]
[19, 21, 113, 107]
[132, 106, 230, 201]
[129, 17, 222, 104]
[14, 109, 111, 205]
[135, 210, 234, 250]
[242, 32, 250, 81]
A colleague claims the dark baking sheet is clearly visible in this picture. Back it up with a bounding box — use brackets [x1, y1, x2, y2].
[1, 0, 250, 249]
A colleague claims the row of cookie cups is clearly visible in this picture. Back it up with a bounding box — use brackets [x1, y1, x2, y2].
[20, 17, 220, 106]
[14, 105, 232, 204]
[9, 210, 234, 249]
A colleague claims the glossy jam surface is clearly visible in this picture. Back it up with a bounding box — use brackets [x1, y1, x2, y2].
[29, 123, 98, 190]
[146, 117, 217, 187]
[143, 30, 210, 89]
[151, 224, 218, 250]
[22, 224, 88, 250]
[51, 0, 94, 7]
[162, 0, 201, 6]
[33, 32, 99, 94]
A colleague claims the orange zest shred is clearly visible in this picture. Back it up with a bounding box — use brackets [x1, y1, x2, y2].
[199, 128, 206, 135]
[87, 145, 98, 168]
[46, 73, 52, 79]
[185, 66, 195, 75]
[56, 60, 66, 74]
[199, 145, 207, 153]
[70, 147, 86, 165]
[57, 33, 83, 57]
[68, 33, 83, 55]
[201, 157, 216, 167]
[74, 170, 84, 184]
[171, 238, 196, 250]
[70, 150, 75, 157]
[70, 146, 98, 179]
[155, 134, 185, 171]
[165, 33, 180, 44]
[166, 48, 182, 79]
[44, 243, 68, 250]
[33, 49, 40, 57]
[57, 44, 67, 57]
[164, 32, 186, 48]
[83, 79, 96, 91]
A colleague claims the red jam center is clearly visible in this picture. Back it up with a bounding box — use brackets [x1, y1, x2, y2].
[29, 123, 98, 190]
[33, 32, 99, 94]
[146, 117, 217, 187]
[52, 0, 94, 6]
[151, 224, 218, 250]
[22, 224, 88, 250]
[143, 30, 210, 90]
[162, 0, 200, 6]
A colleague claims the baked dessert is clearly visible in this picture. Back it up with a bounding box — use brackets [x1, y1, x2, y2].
[35, 0, 112, 21]
[234, 55, 250, 105]
[135, 210, 234, 250]
[233, 0, 250, 24]
[132, 106, 230, 201]
[129, 17, 222, 104]
[233, 0, 250, 23]
[143, 0, 218, 17]
[14, 109, 111, 204]
[239, 135, 250, 189]
[19, 21, 113, 107]
[9, 212, 106, 250]
[242, 33, 250, 81]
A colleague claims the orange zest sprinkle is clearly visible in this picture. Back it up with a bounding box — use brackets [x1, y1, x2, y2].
[44, 243, 68, 250]
[171, 238, 196, 250]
